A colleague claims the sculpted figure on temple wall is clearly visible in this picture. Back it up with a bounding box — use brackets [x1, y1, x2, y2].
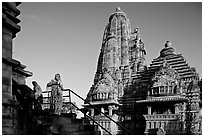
[47, 73, 64, 115]
[32, 81, 43, 112]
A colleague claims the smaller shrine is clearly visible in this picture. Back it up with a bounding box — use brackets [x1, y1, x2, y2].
[120, 41, 202, 135]
[84, 70, 121, 135]
[136, 61, 188, 134]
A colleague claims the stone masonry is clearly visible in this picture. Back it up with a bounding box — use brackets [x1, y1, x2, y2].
[84, 7, 202, 135]
[2, 2, 33, 134]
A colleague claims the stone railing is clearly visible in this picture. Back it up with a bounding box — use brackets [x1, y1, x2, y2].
[144, 114, 182, 121]
[90, 118, 111, 134]
[90, 115, 120, 135]
[144, 114, 184, 135]
[91, 92, 118, 101]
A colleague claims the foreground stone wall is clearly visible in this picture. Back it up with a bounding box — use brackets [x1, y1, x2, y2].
[2, 2, 32, 134]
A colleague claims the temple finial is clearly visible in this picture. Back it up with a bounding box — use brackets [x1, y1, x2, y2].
[165, 40, 171, 48]
[134, 27, 139, 34]
[116, 6, 122, 12]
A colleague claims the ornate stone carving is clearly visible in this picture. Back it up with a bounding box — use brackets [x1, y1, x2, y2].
[152, 61, 180, 87]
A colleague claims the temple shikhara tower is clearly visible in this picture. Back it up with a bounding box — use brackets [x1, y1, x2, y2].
[84, 7, 202, 135]
[3, 3, 201, 135]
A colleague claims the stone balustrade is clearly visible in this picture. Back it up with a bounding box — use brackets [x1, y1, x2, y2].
[92, 92, 118, 101]
[90, 114, 119, 135]
[90, 118, 111, 134]
[97, 120, 111, 131]
[144, 114, 182, 121]
[144, 114, 184, 135]
[93, 115, 110, 119]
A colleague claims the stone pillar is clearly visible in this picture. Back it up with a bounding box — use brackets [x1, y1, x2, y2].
[163, 86, 165, 94]
[167, 86, 169, 94]
[171, 86, 173, 93]
[174, 104, 179, 114]
[147, 106, 152, 115]
[147, 90, 150, 99]
[161, 121, 165, 128]
[90, 108, 94, 116]
[144, 121, 150, 135]
[180, 86, 183, 94]
[108, 105, 113, 116]
[101, 107, 104, 115]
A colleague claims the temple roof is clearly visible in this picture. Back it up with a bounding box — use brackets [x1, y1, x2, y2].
[160, 41, 176, 57]
[2, 57, 33, 77]
[83, 100, 121, 106]
[136, 95, 188, 103]
[133, 41, 199, 83]
[109, 6, 128, 22]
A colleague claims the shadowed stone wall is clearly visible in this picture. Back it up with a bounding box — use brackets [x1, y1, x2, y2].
[2, 2, 33, 134]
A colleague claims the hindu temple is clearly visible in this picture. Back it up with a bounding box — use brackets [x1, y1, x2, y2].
[2, 3, 202, 135]
[84, 7, 202, 135]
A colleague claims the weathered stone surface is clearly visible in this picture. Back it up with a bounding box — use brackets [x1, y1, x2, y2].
[2, 71, 12, 85]
[2, 118, 13, 127]
[36, 115, 99, 135]
[84, 7, 148, 135]
[2, 27, 13, 50]
[2, 126, 15, 135]
[2, 2, 33, 135]
[85, 7, 201, 135]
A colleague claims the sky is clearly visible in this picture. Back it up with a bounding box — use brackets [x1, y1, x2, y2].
[13, 2, 202, 110]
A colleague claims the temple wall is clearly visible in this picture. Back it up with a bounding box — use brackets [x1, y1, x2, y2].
[2, 2, 32, 134]
[85, 7, 201, 135]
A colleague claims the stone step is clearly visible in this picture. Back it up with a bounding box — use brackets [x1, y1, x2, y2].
[62, 124, 81, 132]
[49, 122, 99, 135]
[39, 115, 83, 125]
[71, 118, 83, 124]
[64, 130, 101, 135]
[79, 124, 98, 132]
[34, 113, 100, 135]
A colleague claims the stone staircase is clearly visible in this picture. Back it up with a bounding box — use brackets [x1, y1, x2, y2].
[34, 112, 101, 135]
